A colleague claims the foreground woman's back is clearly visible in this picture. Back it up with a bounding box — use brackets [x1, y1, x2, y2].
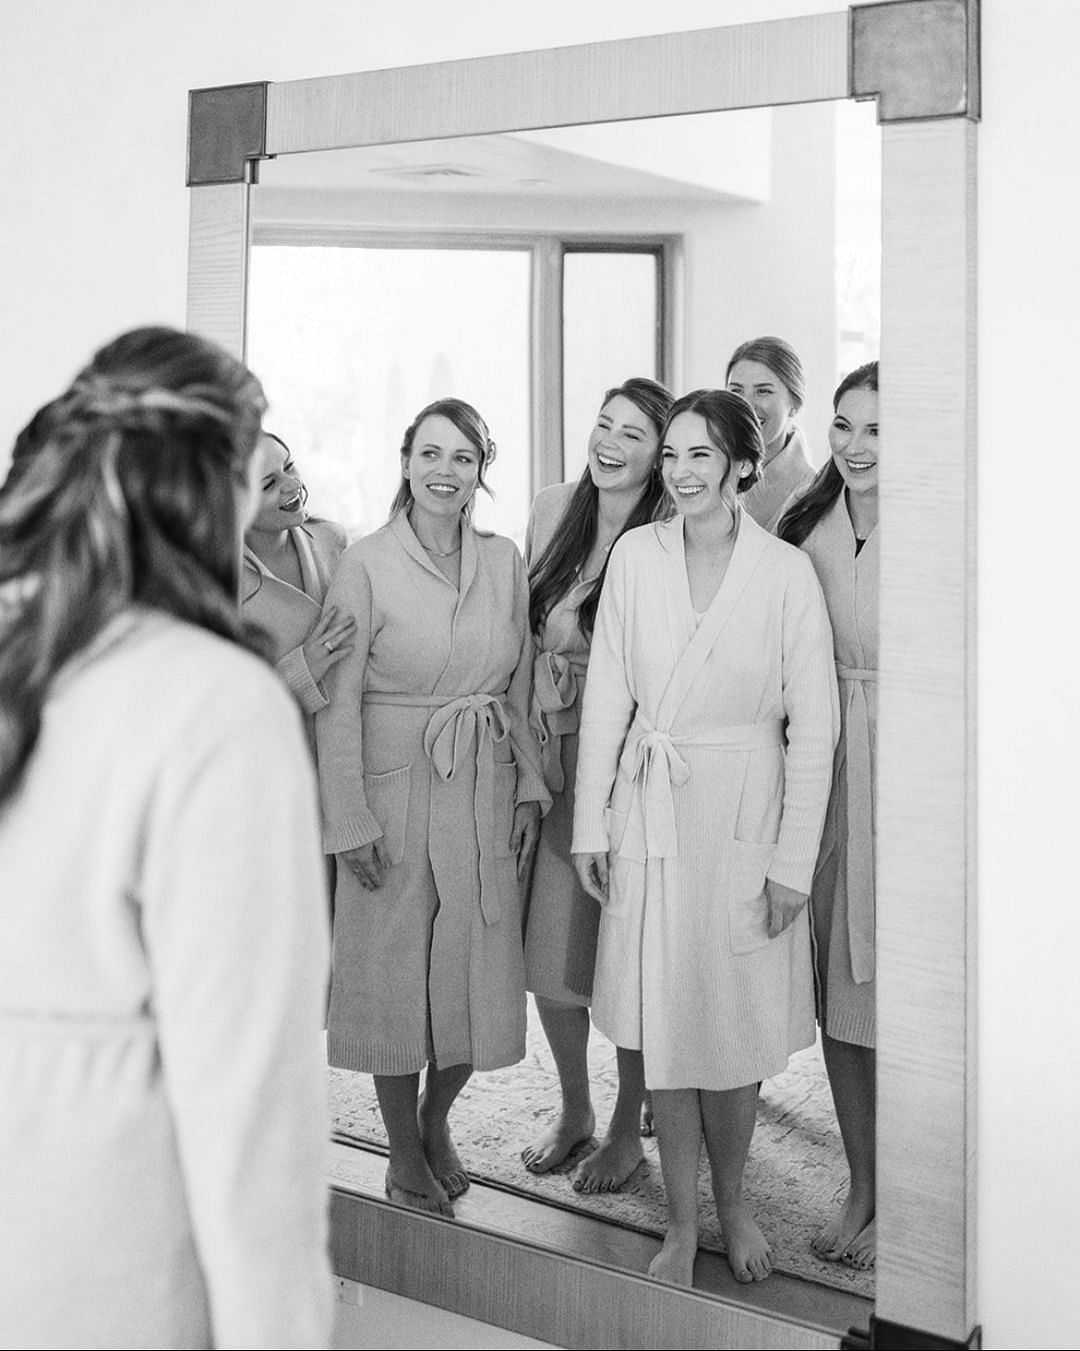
[0, 326, 333, 1348]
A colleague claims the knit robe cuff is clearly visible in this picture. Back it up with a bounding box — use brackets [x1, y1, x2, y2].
[569, 799, 609, 856]
[765, 853, 815, 896]
[514, 768, 553, 818]
[276, 647, 329, 714]
[323, 809, 384, 855]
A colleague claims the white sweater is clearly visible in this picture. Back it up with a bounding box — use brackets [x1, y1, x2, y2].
[0, 609, 333, 1349]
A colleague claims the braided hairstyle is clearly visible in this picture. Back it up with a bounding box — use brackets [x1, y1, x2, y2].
[0, 325, 267, 808]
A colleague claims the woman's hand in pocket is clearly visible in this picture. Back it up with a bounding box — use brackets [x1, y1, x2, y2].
[511, 801, 541, 879]
[573, 852, 609, 905]
[340, 839, 392, 891]
[766, 878, 808, 938]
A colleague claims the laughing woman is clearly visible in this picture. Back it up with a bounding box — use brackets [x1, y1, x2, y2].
[572, 389, 839, 1287]
[317, 398, 550, 1218]
[778, 361, 880, 1271]
[242, 432, 354, 724]
[521, 376, 672, 1190]
[726, 336, 815, 532]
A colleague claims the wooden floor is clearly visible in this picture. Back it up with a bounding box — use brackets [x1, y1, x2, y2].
[329, 1138, 871, 1349]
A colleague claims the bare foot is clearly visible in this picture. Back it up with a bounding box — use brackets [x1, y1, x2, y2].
[573, 1130, 644, 1193]
[647, 1226, 698, 1286]
[811, 1186, 875, 1261]
[718, 1203, 772, 1283]
[640, 1090, 655, 1138]
[841, 1219, 876, 1271]
[384, 1162, 454, 1218]
[419, 1116, 470, 1200]
[521, 1105, 596, 1174]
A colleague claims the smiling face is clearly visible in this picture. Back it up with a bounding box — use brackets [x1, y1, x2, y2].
[829, 386, 879, 497]
[249, 433, 306, 533]
[660, 410, 742, 521]
[586, 394, 661, 495]
[726, 358, 796, 452]
[403, 413, 484, 523]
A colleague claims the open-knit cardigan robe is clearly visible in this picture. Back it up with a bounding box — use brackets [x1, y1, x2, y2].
[800, 494, 878, 1047]
[317, 510, 550, 1075]
[523, 481, 600, 1004]
[572, 511, 840, 1090]
[742, 426, 816, 533]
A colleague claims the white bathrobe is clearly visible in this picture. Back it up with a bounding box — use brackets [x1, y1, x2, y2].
[572, 512, 839, 1090]
[0, 609, 333, 1348]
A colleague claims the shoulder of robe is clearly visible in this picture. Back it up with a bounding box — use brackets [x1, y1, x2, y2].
[531, 480, 578, 528]
[475, 529, 524, 565]
[81, 613, 300, 745]
[304, 517, 349, 554]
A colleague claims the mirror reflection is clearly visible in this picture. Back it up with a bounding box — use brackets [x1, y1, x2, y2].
[245, 99, 881, 1304]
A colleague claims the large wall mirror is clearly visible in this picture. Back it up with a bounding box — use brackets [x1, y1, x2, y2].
[187, 6, 978, 1347]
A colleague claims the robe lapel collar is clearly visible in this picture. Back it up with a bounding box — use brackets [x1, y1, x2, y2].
[390, 508, 456, 585]
[655, 509, 768, 729]
[292, 526, 326, 602]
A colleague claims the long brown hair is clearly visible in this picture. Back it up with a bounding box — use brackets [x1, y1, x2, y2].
[0, 325, 267, 808]
[777, 361, 879, 548]
[528, 377, 673, 640]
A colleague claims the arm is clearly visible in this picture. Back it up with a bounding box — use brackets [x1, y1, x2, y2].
[768, 553, 841, 893]
[315, 551, 382, 853]
[139, 688, 333, 1349]
[571, 538, 637, 855]
[275, 607, 357, 715]
[505, 546, 552, 815]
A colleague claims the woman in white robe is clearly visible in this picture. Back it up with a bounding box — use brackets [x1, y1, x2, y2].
[572, 388, 838, 1288]
[726, 336, 816, 531]
[0, 327, 333, 1348]
[778, 361, 880, 1271]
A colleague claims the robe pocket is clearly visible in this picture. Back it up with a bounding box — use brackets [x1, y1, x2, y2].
[727, 839, 777, 955]
[493, 761, 517, 858]
[363, 765, 411, 866]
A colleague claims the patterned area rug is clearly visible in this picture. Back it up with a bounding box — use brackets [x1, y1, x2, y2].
[329, 1007, 874, 1299]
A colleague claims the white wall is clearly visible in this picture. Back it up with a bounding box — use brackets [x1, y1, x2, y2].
[2, 2, 1079, 1347]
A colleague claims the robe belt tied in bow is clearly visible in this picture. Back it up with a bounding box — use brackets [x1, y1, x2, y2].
[835, 663, 877, 984]
[363, 690, 510, 925]
[531, 649, 588, 794]
[602, 716, 786, 921]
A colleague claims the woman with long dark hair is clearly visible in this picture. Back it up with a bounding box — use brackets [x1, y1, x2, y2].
[572, 389, 838, 1287]
[520, 376, 672, 1191]
[242, 431, 354, 722]
[317, 397, 550, 1218]
[778, 361, 880, 1271]
[0, 327, 333, 1346]
[726, 335, 816, 531]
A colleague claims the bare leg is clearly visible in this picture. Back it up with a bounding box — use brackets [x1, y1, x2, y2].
[812, 1036, 876, 1264]
[701, 1083, 772, 1283]
[646, 1088, 702, 1286]
[641, 1089, 655, 1137]
[521, 996, 596, 1173]
[418, 1060, 474, 1199]
[376, 1072, 453, 1217]
[574, 1046, 646, 1192]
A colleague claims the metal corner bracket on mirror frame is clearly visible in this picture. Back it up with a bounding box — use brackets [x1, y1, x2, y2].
[185, 2, 979, 1346]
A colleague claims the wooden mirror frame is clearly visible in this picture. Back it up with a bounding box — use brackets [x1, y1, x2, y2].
[186, 3, 979, 1345]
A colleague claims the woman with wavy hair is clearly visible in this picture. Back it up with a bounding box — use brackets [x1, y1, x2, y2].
[726, 335, 816, 532]
[520, 376, 672, 1191]
[0, 327, 333, 1347]
[317, 396, 550, 1218]
[572, 388, 838, 1288]
[778, 361, 880, 1271]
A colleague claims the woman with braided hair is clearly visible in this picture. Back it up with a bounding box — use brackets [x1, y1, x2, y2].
[0, 327, 334, 1347]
